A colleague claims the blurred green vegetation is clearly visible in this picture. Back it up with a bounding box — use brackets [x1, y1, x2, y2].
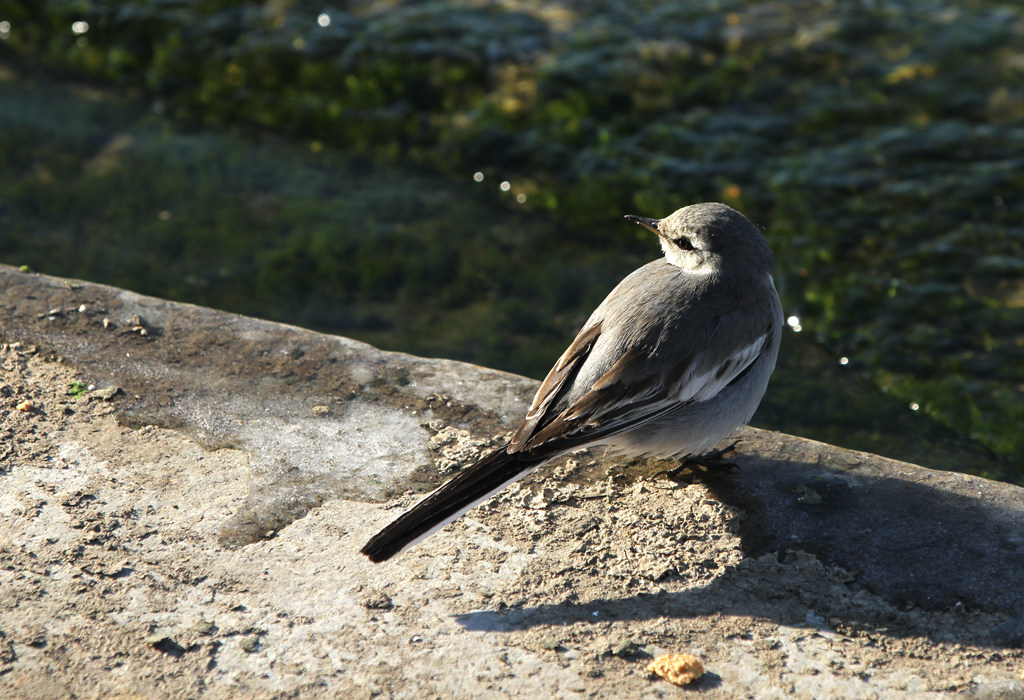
[0, 76, 625, 373]
[0, 0, 1021, 477]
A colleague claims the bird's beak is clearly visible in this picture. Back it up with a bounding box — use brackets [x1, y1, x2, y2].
[624, 215, 663, 237]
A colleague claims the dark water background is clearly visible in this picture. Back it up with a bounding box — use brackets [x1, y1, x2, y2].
[0, 1, 1021, 480]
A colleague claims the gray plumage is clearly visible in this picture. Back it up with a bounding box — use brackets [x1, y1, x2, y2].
[362, 202, 783, 562]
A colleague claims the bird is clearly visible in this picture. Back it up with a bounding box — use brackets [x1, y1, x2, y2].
[361, 202, 783, 563]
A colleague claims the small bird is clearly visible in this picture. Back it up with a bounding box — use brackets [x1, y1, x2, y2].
[361, 202, 783, 563]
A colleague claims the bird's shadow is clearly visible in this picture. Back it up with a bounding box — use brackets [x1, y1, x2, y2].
[459, 444, 1024, 649]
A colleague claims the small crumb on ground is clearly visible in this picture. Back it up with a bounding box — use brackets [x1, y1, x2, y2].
[647, 653, 704, 686]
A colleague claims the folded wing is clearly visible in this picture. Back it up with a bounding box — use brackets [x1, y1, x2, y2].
[509, 310, 774, 455]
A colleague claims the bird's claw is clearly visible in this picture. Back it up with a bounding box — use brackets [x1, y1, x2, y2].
[655, 440, 742, 480]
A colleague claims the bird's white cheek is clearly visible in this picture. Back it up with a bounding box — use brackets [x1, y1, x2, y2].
[661, 241, 712, 273]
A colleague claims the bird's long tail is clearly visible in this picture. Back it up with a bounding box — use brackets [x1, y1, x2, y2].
[360, 445, 545, 563]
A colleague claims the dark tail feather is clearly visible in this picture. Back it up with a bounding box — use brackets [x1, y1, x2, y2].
[361, 445, 545, 563]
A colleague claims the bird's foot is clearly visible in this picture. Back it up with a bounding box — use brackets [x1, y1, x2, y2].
[655, 441, 741, 481]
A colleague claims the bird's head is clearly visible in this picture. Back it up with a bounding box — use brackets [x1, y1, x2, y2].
[625, 202, 774, 275]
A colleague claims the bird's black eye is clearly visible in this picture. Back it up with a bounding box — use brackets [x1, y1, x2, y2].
[675, 237, 695, 251]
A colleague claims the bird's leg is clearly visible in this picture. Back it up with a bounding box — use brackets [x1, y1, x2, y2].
[695, 439, 741, 471]
[655, 440, 741, 480]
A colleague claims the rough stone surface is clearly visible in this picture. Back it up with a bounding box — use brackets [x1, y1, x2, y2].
[1, 264, 1023, 698]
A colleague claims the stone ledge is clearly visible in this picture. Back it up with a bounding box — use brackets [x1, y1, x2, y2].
[1, 264, 1022, 698]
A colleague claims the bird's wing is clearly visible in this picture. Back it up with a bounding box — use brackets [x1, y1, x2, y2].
[508, 321, 602, 452]
[512, 309, 775, 455]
